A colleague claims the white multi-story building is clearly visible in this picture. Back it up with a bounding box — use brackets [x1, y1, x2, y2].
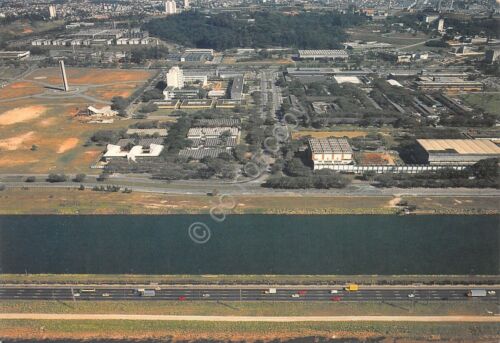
[438, 18, 445, 32]
[166, 66, 184, 89]
[48, 5, 56, 19]
[184, 0, 190, 9]
[164, 1, 177, 15]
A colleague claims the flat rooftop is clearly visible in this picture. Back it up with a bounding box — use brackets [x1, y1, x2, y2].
[309, 138, 352, 154]
[417, 139, 500, 155]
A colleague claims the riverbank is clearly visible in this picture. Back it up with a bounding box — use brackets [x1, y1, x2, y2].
[2, 274, 500, 285]
[0, 188, 498, 215]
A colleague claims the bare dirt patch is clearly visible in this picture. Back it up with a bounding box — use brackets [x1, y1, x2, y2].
[0, 131, 35, 151]
[0, 105, 47, 125]
[57, 138, 79, 154]
[0, 81, 44, 99]
[355, 152, 395, 165]
[28, 68, 153, 86]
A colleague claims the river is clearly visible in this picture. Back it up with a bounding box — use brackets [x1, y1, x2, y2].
[0, 215, 498, 275]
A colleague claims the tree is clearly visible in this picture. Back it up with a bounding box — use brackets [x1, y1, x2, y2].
[74, 173, 86, 182]
[111, 96, 128, 112]
[47, 173, 67, 183]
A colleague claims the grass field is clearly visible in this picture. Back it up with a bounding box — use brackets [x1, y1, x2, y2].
[0, 319, 498, 341]
[0, 67, 154, 173]
[0, 188, 497, 215]
[0, 188, 399, 214]
[0, 300, 496, 316]
[461, 93, 500, 116]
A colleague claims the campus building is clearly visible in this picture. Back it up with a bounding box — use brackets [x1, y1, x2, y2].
[416, 139, 500, 165]
[308, 138, 353, 170]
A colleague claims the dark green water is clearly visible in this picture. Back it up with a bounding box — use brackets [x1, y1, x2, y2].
[0, 215, 498, 275]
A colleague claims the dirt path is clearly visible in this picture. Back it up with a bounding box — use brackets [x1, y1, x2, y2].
[0, 313, 498, 322]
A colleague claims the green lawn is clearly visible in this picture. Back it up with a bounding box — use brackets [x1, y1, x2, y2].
[0, 300, 496, 316]
[461, 93, 500, 116]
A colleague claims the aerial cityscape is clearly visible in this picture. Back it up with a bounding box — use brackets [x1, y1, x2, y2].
[0, 0, 498, 341]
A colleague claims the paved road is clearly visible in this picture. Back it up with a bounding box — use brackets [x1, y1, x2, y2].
[1, 287, 498, 303]
[1, 313, 499, 322]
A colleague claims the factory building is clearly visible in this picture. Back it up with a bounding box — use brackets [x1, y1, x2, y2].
[230, 75, 244, 100]
[297, 50, 348, 61]
[414, 76, 484, 93]
[308, 138, 353, 170]
[0, 51, 30, 60]
[416, 139, 500, 165]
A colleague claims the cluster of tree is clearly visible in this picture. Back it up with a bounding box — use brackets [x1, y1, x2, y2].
[110, 96, 128, 117]
[264, 170, 350, 189]
[144, 11, 365, 50]
[90, 130, 125, 145]
[163, 115, 193, 152]
[374, 159, 499, 189]
[92, 185, 121, 192]
[130, 46, 169, 63]
[47, 173, 68, 183]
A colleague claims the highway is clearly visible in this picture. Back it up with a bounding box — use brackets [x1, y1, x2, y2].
[1, 287, 498, 302]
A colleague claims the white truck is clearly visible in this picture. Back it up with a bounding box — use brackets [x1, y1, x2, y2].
[136, 289, 156, 297]
[467, 289, 487, 297]
[264, 288, 277, 294]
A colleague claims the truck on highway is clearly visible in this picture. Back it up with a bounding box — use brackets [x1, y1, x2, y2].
[467, 289, 487, 297]
[136, 289, 156, 297]
[344, 284, 359, 292]
[264, 288, 277, 294]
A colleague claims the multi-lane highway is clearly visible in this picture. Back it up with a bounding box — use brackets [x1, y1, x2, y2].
[1, 287, 498, 302]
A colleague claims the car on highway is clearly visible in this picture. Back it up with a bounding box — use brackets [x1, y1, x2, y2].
[73, 293, 80, 297]
[487, 290, 496, 295]
[331, 296, 341, 302]
[297, 290, 307, 295]
[408, 293, 415, 298]
[102, 293, 110, 297]
[202, 293, 210, 298]
[291, 294, 300, 298]
[330, 290, 339, 294]
[178, 296, 187, 301]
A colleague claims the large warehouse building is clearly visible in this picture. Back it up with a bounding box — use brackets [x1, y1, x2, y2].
[416, 139, 500, 165]
[297, 50, 348, 61]
[309, 138, 353, 170]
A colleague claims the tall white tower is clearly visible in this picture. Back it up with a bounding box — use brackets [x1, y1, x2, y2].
[166, 66, 184, 89]
[184, 0, 190, 10]
[164, 1, 177, 15]
[48, 5, 56, 19]
[59, 60, 69, 92]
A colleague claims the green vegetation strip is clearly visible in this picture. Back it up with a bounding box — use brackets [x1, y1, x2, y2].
[1, 319, 498, 339]
[2, 274, 499, 285]
[0, 300, 496, 317]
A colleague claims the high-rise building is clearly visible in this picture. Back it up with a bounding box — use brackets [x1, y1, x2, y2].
[164, 1, 177, 15]
[438, 18, 445, 32]
[48, 5, 56, 19]
[166, 66, 184, 89]
[184, 0, 190, 10]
